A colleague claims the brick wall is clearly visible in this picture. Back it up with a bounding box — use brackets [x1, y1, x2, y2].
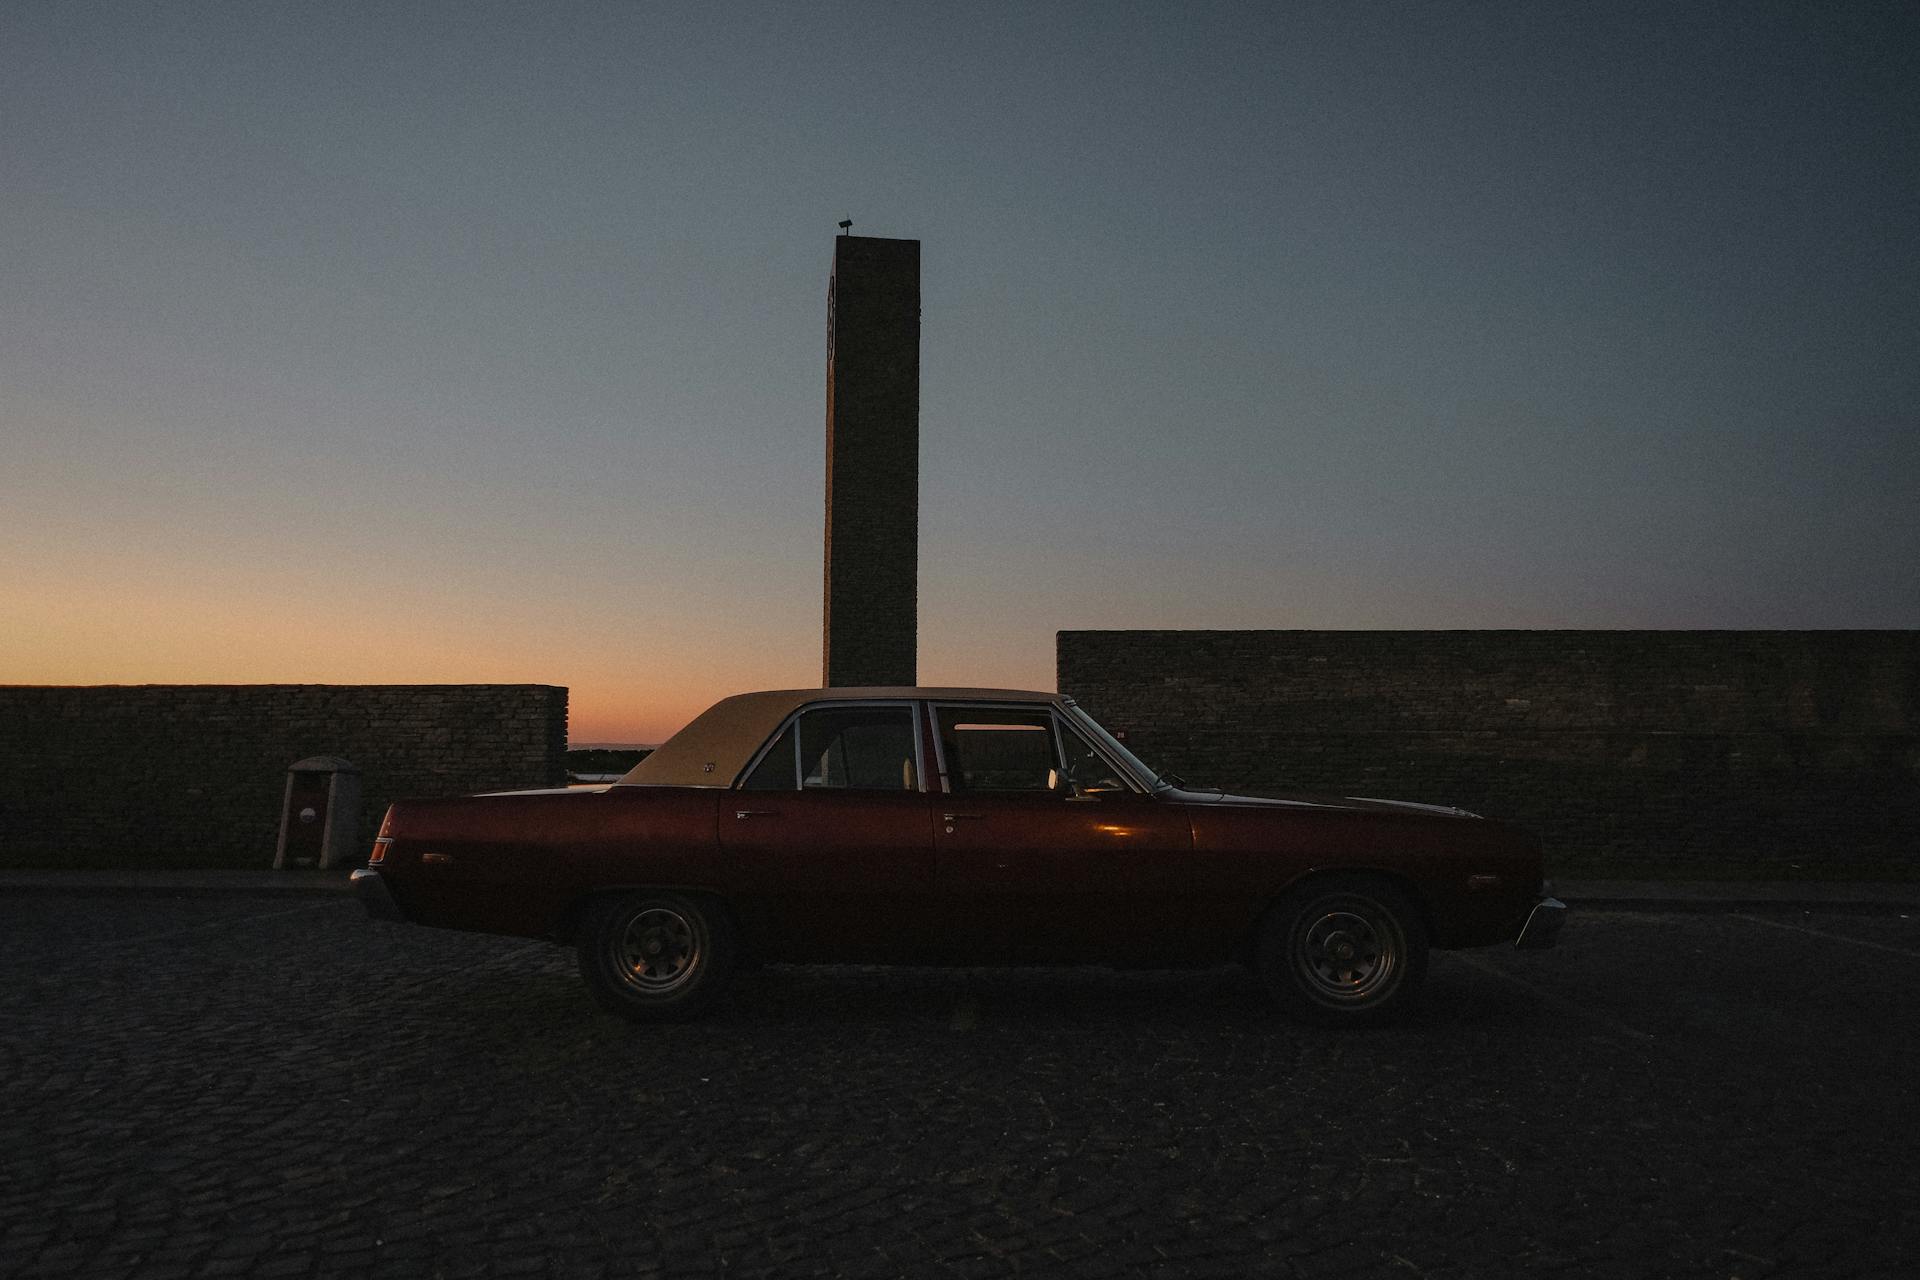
[1057, 631, 1920, 877]
[0, 685, 567, 870]
[823, 234, 920, 687]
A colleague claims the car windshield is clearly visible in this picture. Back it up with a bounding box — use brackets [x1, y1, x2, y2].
[1061, 703, 1196, 793]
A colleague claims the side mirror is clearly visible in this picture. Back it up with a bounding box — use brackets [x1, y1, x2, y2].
[1048, 768, 1088, 799]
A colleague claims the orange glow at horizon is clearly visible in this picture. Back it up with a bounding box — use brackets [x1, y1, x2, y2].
[1, 562, 823, 746]
[2, 551, 1079, 745]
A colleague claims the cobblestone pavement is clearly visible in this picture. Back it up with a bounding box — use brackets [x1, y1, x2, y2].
[3, 898, 1916, 1279]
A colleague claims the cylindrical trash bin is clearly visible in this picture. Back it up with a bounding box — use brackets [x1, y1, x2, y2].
[273, 756, 362, 870]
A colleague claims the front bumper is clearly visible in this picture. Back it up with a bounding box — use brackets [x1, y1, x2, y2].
[1514, 896, 1567, 950]
[350, 868, 406, 922]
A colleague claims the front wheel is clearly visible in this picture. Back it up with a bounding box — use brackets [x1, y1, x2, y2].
[577, 891, 735, 1023]
[1257, 876, 1428, 1027]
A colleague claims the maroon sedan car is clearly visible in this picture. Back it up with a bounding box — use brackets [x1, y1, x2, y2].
[352, 687, 1564, 1026]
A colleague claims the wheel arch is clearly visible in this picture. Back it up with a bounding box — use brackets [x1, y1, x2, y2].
[552, 883, 739, 947]
[1235, 865, 1437, 966]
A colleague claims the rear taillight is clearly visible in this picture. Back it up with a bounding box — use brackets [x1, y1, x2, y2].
[368, 805, 398, 864]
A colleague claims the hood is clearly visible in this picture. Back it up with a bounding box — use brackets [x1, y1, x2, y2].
[1168, 787, 1480, 819]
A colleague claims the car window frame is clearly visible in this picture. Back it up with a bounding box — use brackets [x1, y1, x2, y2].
[731, 699, 927, 794]
[1059, 698, 1171, 794]
[1052, 712, 1147, 797]
[926, 701, 1147, 797]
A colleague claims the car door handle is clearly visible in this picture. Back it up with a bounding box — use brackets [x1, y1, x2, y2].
[942, 813, 985, 822]
[735, 810, 780, 819]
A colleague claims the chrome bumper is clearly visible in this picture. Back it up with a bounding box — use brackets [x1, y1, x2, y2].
[1514, 897, 1567, 950]
[350, 868, 405, 922]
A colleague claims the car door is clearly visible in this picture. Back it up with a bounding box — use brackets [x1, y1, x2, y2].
[930, 703, 1193, 964]
[715, 700, 938, 962]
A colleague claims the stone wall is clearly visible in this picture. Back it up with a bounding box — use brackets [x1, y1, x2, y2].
[1057, 631, 1920, 877]
[0, 685, 567, 870]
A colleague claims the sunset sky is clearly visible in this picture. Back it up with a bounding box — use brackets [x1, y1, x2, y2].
[4, 3, 1916, 744]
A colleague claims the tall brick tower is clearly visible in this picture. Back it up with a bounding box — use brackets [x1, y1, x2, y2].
[823, 234, 920, 687]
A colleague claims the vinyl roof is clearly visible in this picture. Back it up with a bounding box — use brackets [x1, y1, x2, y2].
[616, 687, 1059, 788]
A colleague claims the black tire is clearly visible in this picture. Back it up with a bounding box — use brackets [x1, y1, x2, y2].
[1256, 875, 1428, 1027]
[577, 891, 735, 1023]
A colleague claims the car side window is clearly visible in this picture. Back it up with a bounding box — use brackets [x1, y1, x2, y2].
[738, 724, 799, 790]
[1057, 720, 1133, 794]
[936, 708, 1058, 792]
[797, 706, 919, 791]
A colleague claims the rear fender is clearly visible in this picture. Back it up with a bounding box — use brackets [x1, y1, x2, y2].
[554, 884, 739, 947]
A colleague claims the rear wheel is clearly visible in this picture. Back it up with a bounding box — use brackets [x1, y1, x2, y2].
[1257, 876, 1427, 1026]
[577, 891, 735, 1022]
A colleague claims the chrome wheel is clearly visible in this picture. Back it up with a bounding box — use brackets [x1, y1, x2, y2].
[1291, 897, 1401, 1003]
[610, 906, 700, 993]
[1258, 877, 1428, 1026]
[579, 891, 736, 1022]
